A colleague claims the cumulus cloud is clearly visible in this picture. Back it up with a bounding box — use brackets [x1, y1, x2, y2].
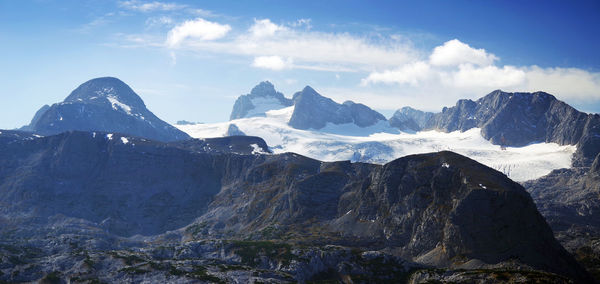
[429, 39, 498, 66]
[249, 19, 284, 37]
[252, 56, 292, 70]
[362, 39, 600, 103]
[166, 18, 231, 47]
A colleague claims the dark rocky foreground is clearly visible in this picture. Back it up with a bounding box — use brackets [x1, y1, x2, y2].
[0, 130, 593, 283]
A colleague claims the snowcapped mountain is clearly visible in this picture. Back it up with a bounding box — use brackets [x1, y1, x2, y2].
[22, 77, 189, 142]
[177, 104, 575, 182]
[425, 90, 600, 166]
[288, 86, 387, 130]
[230, 81, 293, 119]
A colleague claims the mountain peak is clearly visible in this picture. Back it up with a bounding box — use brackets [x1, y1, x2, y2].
[230, 81, 292, 120]
[249, 81, 276, 96]
[64, 77, 146, 110]
[25, 77, 189, 142]
[289, 86, 386, 130]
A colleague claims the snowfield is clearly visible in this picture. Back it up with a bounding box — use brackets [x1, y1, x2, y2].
[176, 106, 575, 182]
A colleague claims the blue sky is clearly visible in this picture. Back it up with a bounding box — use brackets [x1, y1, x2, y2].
[1, 0, 599, 129]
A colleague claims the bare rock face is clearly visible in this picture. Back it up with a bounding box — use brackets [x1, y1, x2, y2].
[389, 106, 434, 131]
[23, 77, 190, 142]
[523, 154, 600, 280]
[425, 90, 600, 166]
[229, 81, 293, 120]
[288, 86, 386, 130]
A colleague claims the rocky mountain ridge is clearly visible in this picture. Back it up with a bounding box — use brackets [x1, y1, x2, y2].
[424, 90, 600, 166]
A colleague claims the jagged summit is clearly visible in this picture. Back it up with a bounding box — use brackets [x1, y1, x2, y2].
[229, 81, 293, 120]
[289, 85, 386, 130]
[23, 77, 190, 142]
[248, 81, 277, 97]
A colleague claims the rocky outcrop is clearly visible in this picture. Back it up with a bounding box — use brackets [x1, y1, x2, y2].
[0, 130, 592, 282]
[288, 86, 386, 130]
[425, 90, 600, 166]
[191, 151, 589, 281]
[23, 77, 190, 142]
[226, 123, 245, 136]
[389, 106, 434, 131]
[230, 81, 293, 120]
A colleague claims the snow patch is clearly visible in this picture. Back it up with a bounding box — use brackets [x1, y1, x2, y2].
[106, 95, 132, 115]
[121, 137, 129, 144]
[250, 143, 268, 155]
[245, 97, 289, 118]
[442, 163, 450, 168]
[106, 133, 113, 140]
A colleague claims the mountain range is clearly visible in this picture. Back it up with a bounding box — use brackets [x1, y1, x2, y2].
[1, 77, 599, 282]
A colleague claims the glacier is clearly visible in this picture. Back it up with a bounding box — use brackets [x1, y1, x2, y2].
[176, 106, 575, 182]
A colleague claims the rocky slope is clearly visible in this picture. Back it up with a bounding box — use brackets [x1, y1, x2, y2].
[425, 90, 600, 166]
[23, 77, 190, 142]
[230, 81, 293, 120]
[523, 152, 600, 280]
[288, 86, 387, 130]
[389, 106, 434, 132]
[0, 130, 591, 282]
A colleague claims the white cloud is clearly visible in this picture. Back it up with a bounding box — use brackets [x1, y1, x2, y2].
[166, 18, 231, 47]
[118, 16, 600, 106]
[429, 39, 498, 67]
[362, 39, 600, 103]
[522, 66, 600, 100]
[252, 56, 292, 70]
[145, 16, 173, 27]
[451, 64, 526, 88]
[361, 61, 432, 86]
[249, 19, 284, 38]
[164, 18, 418, 72]
[120, 0, 186, 12]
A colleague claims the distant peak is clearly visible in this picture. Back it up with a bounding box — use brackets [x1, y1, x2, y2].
[302, 85, 317, 93]
[64, 77, 145, 109]
[250, 81, 276, 96]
